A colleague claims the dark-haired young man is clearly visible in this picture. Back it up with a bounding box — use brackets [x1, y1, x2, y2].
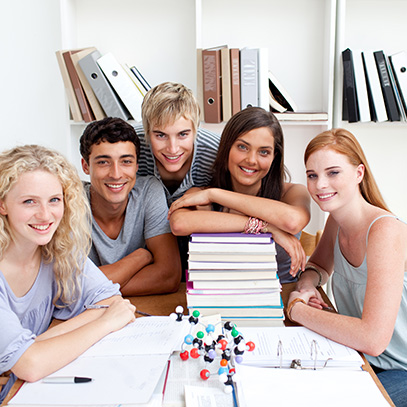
[80, 117, 181, 296]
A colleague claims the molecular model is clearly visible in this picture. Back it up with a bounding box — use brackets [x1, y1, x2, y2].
[170, 306, 255, 393]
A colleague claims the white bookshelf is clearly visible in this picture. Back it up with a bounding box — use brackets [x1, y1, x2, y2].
[58, 0, 338, 233]
[334, 0, 407, 221]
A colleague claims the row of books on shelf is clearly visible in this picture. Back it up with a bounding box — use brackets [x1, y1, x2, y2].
[342, 48, 407, 123]
[186, 232, 285, 327]
[56, 47, 151, 123]
[198, 44, 328, 124]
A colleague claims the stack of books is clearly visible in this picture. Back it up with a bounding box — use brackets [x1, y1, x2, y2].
[186, 233, 284, 327]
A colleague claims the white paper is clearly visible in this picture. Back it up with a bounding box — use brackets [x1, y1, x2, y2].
[235, 364, 389, 407]
[184, 385, 233, 407]
[239, 326, 364, 368]
[163, 353, 232, 407]
[80, 317, 189, 357]
[9, 354, 169, 406]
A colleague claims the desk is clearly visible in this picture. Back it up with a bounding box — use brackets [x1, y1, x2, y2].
[1, 283, 394, 406]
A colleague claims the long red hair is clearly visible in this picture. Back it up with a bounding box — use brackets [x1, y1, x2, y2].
[304, 128, 389, 211]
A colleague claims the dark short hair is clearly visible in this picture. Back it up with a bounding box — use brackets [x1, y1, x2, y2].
[211, 107, 288, 201]
[79, 117, 140, 163]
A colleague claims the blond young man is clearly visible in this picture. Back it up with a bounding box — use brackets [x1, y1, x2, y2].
[135, 82, 220, 206]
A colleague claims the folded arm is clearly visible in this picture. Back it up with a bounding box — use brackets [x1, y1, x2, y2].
[169, 185, 310, 235]
[118, 233, 182, 296]
[12, 297, 136, 382]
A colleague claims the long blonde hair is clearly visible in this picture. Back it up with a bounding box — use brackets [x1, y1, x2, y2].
[304, 128, 389, 211]
[0, 145, 91, 305]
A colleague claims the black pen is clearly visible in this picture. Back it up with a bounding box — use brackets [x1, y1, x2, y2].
[42, 376, 93, 384]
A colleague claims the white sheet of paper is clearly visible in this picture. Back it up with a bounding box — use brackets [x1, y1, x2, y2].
[80, 317, 189, 358]
[235, 364, 389, 407]
[9, 354, 169, 406]
[184, 385, 233, 407]
[163, 352, 232, 407]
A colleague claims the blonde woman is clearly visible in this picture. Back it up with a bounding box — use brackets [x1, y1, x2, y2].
[288, 129, 407, 406]
[0, 145, 135, 403]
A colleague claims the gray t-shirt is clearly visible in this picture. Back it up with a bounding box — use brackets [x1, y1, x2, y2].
[84, 175, 171, 267]
[0, 258, 120, 403]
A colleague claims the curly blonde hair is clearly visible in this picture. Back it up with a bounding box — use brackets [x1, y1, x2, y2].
[0, 145, 91, 305]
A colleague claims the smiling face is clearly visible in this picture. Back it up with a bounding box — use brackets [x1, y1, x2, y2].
[149, 117, 195, 180]
[0, 170, 64, 249]
[305, 147, 364, 213]
[81, 141, 138, 208]
[227, 127, 275, 195]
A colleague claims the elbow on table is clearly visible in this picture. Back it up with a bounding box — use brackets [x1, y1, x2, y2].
[359, 338, 390, 358]
[12, 353, 47, 383]
[169, 213, 192, 236]
[158, 269, 181, 294]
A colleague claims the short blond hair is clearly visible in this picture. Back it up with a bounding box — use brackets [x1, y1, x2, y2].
[0, 145, 91, 305]
[141, 82, 200, 142]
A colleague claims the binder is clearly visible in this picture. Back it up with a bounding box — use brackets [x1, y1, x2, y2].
[196, 48, 205, 122]
[230, 48, 241, 115]
[361, 51, 378, 122]
[387, 55, 407, 121]
[129, 65, 151, 93]
[389, 51, 407, 118]
[202, 46, 223, 123]
[71, 47, 106, 121]
[342, 48, 359, 123]
[97, 52, 144, 122]
[374, 50, 400, 121]
[240, 47, 259, 109]
[55, 49, 83, 122]
[123, 63, 149, 97]
[363, 51, 388, 122]
[63, 50, 95, 123]
[258, 48, 269, 111]
[78, 50, 131, 121]
[352, 50, 371, 122]
[220, 46, 232, 122]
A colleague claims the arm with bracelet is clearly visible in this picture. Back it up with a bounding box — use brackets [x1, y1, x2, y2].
[286, 216, 339, 321]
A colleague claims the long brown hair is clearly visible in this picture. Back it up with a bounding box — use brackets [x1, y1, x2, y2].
[304, 128, 389, 211]
[211, 107, 289, 200]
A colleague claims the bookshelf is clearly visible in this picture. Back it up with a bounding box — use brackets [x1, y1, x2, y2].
[334, 0, 407, 221]
[58, 0, 336, 233]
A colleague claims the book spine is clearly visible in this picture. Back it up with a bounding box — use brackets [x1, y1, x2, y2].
[374, 50, 400, 121]
[230, 48, 241, 115]
[202, 49, 222, 123]
[63, 51, 95, 123]
[240, 48, 259, 109]
[342, 48, 359, 123]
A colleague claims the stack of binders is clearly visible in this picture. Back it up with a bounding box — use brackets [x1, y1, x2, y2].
[186, 232, 284, 327]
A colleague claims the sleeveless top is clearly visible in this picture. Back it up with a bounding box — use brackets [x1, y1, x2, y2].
[332, 215, 407, 370]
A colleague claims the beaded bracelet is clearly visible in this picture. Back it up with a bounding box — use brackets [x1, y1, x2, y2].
[244, 217, 269, 234]
[297, 265, 323, 288]
[286, 298, 306, 322]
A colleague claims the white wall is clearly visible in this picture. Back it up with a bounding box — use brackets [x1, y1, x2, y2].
[0, 0, 67, 155]
[2, 0, 406, 226]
